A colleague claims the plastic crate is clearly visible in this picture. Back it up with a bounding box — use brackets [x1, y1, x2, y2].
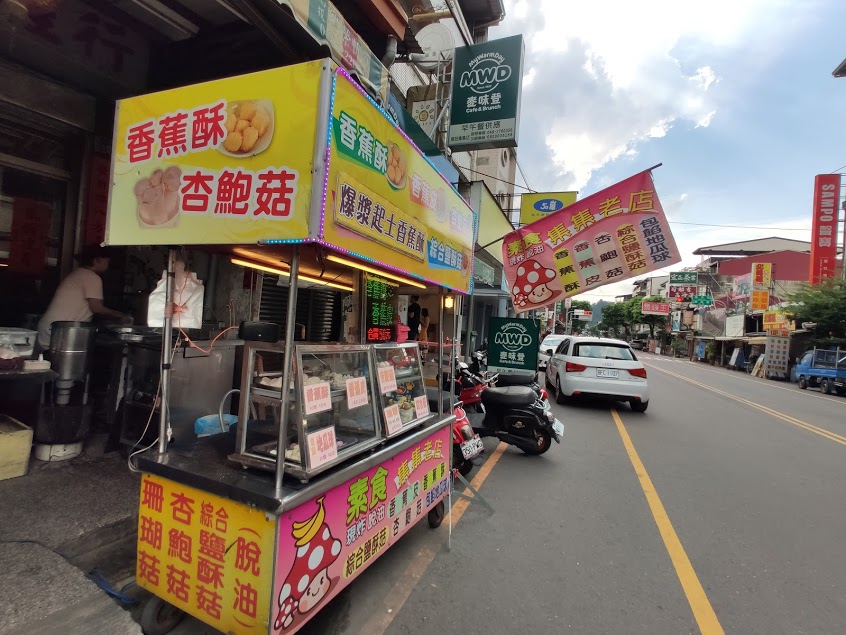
[0, 414, 33, 480]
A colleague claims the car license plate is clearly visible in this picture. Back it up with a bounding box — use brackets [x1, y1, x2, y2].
[552, 419, 564, 436]
[596, 368, 619, 378]
[460, 435, 484, 460]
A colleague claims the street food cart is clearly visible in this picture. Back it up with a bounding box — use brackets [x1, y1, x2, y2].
[104, 59, 476, 634]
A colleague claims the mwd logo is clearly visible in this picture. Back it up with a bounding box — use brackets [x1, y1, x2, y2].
[494, 322, 532, 351]
[460, 52, 512, 94]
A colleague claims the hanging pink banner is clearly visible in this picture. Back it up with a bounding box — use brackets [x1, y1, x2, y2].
[502, 170, 681, 311]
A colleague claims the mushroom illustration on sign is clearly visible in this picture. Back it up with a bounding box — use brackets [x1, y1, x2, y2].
[511, 260, 561, 309]
[274, 497, 342, 631]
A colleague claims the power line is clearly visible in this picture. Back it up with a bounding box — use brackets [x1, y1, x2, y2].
[515, 156, 534, 192]
[456, 166, 537, 192]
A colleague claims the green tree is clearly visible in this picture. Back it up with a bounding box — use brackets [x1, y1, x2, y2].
[626, 296, 669, 339]
[785, 279, 846, 344]
[568, 299, 592, 334]
[598, 301, 630, 338]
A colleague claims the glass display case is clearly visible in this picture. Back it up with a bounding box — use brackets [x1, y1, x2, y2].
[231, 341, 382, 481]
[372, 342, 433, 438]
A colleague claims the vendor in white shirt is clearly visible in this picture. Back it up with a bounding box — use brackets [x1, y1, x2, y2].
[37, 246, 129, 349]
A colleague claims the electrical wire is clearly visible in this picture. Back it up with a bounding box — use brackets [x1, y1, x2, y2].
[515, 156, 534, 192]
[456, 165, 537, 192]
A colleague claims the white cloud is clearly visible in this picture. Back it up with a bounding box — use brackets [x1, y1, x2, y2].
[493, 0, 798, 191]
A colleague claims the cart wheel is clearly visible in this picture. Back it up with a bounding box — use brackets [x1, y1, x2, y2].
[140, 596, 186, 635]
[427, 501, 445, 528]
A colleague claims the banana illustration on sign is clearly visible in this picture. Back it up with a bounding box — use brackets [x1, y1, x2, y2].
[291, 496, 325, 546]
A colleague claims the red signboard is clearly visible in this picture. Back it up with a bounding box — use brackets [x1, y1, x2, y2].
[641, 301, 670, 315]
[9, 198, 51, 275]
[83, 153, 112, 247]
[809, 174, 840, 284]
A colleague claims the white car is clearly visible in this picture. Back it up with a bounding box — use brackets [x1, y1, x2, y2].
[537, 334, 567, 371]
[545, 336, 650, 412]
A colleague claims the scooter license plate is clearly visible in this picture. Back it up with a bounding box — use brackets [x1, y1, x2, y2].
[460, 435, 485, 460]
[552, 419, 564, 436]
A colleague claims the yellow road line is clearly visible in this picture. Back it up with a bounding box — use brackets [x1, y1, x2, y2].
[643, 356, 846, 406]
[647, 364, 846, 446]
[611, 409, 725, 635]
[357, 442, 508, 635]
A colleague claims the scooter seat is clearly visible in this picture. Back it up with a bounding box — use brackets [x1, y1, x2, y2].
[481, 385, 537, 407]
[495, 371, 538, 386]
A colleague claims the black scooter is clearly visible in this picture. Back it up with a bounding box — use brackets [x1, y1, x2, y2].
[466, 385, 562, 455]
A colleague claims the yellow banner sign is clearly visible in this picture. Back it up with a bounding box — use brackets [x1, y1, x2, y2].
[322, 70, 476, 293]
[136, 474, 276, 633]
[751, 289, 770, 311]
[107, 62, 321, 245]
[520, 191, 578, 226]
[752, 262, 772, 288]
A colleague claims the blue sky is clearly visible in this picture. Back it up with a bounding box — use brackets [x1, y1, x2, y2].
[492, 0, 846, 300]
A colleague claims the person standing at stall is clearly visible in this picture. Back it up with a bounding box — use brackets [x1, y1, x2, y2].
[418, 308, 430, 342]
[407, 295, 421, 341]
[36, 246, 129, 350]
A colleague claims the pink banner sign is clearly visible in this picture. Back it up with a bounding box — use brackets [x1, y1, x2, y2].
[502, 171, 680, 311]
[641, 301, 670, 315]
[272, 425, 450, 633]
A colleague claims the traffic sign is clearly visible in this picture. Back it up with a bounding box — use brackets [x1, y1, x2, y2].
[691, 295, 713, 306]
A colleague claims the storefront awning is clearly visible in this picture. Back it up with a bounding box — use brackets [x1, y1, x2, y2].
[747, 336, 768, 345]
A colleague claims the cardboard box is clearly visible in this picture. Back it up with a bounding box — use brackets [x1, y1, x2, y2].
[0, 414, 33, 480]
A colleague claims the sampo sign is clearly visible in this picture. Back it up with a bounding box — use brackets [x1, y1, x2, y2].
[810, 174, 841, 284]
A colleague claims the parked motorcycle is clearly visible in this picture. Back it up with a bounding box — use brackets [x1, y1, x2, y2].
[466, 385, 563, 455]
[456, 360, 498, 412]
[452, 402, 485, 476]
[426, 388, 485, 477]
[468, 349, 487, 375]
[495, 370, 550, 406]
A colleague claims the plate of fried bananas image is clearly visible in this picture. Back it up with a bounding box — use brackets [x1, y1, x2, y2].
[219, 99, 274, 157]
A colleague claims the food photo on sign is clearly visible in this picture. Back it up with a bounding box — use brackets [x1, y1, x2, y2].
[501, 169, 681, 311]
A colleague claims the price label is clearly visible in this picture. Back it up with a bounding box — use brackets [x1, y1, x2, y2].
[383, 404, 403, 435]
[303, 381, 332, 415]
[306, 426, 338, 468]
[413, 394, 430, 419]
[345, 376, 369, 409]
[377, 365, 397, 394]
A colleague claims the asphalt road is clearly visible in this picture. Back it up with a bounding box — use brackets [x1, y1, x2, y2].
[164, 352, 846, 634]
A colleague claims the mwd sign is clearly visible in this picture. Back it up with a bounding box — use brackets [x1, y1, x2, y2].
[448, 35, 525, 151]
[487, 317, 539, 374]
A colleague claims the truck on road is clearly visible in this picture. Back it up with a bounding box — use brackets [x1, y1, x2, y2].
[795, 347, 846, 396]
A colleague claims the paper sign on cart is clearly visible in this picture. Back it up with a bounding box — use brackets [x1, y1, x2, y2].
[413, 395, 430, 419]
[307, 426, 338, 469]
[377, 365, 397, 394]
[345, 376, 369, 409]
[304, 381, 332, 415]
[383, 404, 403, 435]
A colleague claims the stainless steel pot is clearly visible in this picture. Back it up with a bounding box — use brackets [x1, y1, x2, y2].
[49, 321, 97, 382]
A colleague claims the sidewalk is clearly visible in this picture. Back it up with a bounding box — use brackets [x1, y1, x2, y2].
[0, 435, 143, 635]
